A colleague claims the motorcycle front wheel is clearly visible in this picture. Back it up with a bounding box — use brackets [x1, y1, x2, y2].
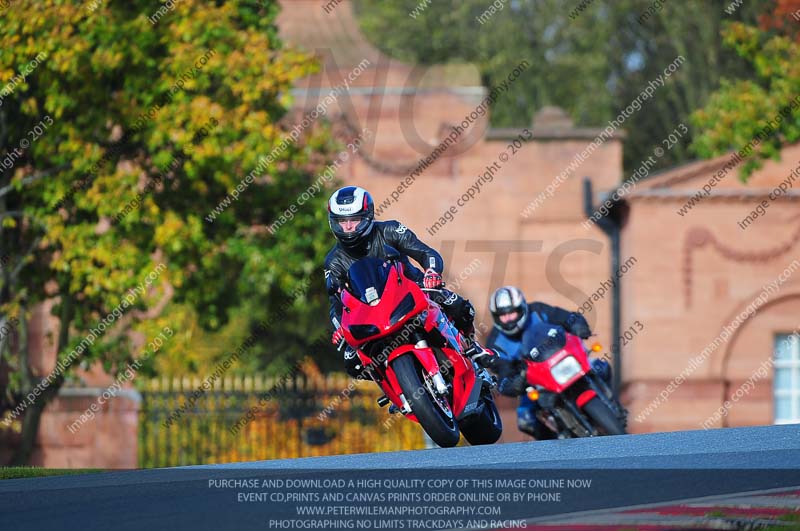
[583, 397, 626, 435]
[391, 355, 461, 448]
[460, 397, 503, 445]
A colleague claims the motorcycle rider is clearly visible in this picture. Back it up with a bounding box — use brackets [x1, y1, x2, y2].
[483, 286, 612, 440]
[324, 186, 495, 378]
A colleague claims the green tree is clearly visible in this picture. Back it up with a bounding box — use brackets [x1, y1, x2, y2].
[353, 0, 766, 173]
[0, 0, 336, 464]
[690, 22, 800, 178]
[606, 0, 766, 171]
[354, 0, 615, 128]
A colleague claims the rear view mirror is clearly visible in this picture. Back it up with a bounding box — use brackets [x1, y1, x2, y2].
[383, 245, 403, 284]
[384, 245, 401, 262]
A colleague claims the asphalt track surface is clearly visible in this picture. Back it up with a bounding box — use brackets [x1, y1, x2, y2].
[1, 424, 799, 531]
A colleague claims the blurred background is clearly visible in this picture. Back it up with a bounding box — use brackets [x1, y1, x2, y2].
[0, 0, 798, 468]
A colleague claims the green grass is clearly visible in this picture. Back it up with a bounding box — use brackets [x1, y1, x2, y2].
[0, 467, 104, 480]
[759, 512, 800, 531]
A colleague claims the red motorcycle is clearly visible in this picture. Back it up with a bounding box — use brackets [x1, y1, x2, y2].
[519, 323, 627, 437]
[338, 249, 502, 448]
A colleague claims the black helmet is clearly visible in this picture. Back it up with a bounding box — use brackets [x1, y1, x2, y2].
[489, 286, 529, 335]
[328, 186, 375, 251]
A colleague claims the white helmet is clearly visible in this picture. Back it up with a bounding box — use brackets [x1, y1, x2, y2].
[489, 286, 529, 335]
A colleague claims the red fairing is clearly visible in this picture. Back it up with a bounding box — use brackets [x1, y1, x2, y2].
[387, 344, 439, 376]
[576, 390, 597, 408]
[438, 347, 476, 417]
[423, 301, 442, 332]
[525, 333, 591, 393]
[378, 344, 475, 418]
[378, 346, 420, 422]
[423, 299, 462, 351]
[520, 329, 627, 437]
[340, 263, 427, 348]
[337, 258, 482, 427]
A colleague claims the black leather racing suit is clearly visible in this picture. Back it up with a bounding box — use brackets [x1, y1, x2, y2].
[324, 220, 476, 376]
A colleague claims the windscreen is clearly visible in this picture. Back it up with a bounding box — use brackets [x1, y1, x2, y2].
[347, 257, 393, 304]
[520, 322, 567, 361]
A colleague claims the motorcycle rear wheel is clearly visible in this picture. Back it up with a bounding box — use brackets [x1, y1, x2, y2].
[460, 398, 503, 445]
[391, 355, 461, 448]
[583, 397, 626, 435]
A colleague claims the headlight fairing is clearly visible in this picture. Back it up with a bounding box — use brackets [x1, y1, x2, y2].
[551, 356, 583, 385]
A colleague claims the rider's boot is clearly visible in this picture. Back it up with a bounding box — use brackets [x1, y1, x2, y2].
[459, 323, 496, 365]
[464, 336, 497, 366]
[518, 403, 557, 441]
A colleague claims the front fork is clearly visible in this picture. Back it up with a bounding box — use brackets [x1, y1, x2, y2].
[536, 405, 592, 439]
[529, 388, 593, 438]
[585, 373, 628, 426]
[533, 374, 621, 438]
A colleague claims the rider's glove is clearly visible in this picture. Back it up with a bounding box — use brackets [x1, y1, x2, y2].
[423, 268, 444, 289]
[498, 373, 527, 397]
[331, 326, 345, 346]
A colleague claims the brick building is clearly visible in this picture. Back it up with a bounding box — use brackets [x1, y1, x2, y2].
[620, 146, 800, 432]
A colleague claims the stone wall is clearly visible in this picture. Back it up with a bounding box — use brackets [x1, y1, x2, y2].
[31, 389, 140, 468]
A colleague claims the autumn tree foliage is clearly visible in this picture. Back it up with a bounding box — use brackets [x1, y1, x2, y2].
[0, 0, 336, 464]
[759, 0, 800, 40]
[690, 22, 800, 179]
